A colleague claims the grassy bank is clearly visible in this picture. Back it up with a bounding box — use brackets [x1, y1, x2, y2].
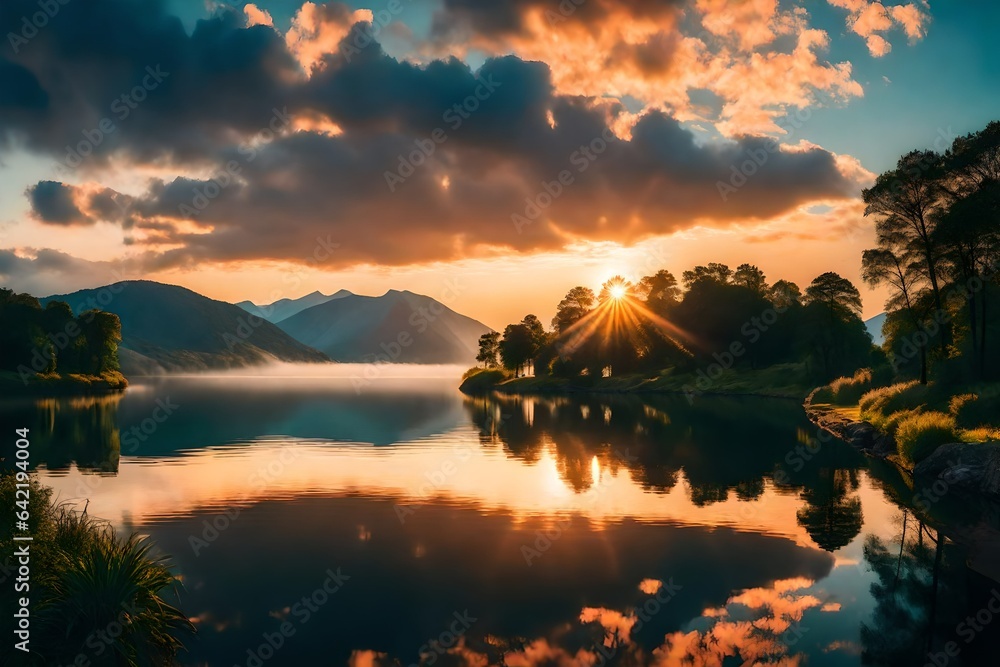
[0, 475, 193, 665]
[0, 369, 128, 396]
[811, 369, 1000, 467]
[460, 362, 814, 399]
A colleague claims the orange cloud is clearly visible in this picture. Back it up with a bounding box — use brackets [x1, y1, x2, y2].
[243, 3, 273, 28]
[828, 1, 930, 56]
[286, 1, 373, 73]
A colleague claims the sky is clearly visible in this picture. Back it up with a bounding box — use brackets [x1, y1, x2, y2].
[1, 0, 998, 330]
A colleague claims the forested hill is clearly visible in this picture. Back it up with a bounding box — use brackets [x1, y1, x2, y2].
[0, 287, 126, 390]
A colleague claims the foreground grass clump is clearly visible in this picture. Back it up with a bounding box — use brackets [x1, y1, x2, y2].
[858, 381, 929, 419]
[895, 411, 959, 465]
[814, 368, 874, 405]
[0, 475, 193, 665]
[459, 367, 510, 392]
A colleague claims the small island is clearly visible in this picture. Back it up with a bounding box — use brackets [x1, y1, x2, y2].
[0, 288, 127, 396]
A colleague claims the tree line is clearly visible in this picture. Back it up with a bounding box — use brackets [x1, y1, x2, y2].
[477, 264, 876, 382]
[862, 121, 1000, 384]
[0, 288, 122, 380]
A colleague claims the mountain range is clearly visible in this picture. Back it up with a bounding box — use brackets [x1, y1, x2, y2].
[236, 289, 352, 323]
[38, 281, 492, 374]
[41, 281, 330, 374]
[273, 290, 492, 364]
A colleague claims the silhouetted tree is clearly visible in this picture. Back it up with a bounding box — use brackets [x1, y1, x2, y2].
[681, 263, 732, 289]
[476, 331, 500, 369]
[552, 286, 596, 334]
[863, 150, 951, 355]
[500, 324, 534, 377]
[733, 263, 768, 295]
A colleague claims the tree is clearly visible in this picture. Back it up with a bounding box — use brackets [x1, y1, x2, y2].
[552, 286, 595, 334]
[681, 263, 732, 289]
[635, 270, 681, 321]
[937, 122, 1000, 380]
[521, 314, 548, 350]
[804, 272, 863, 319]
[768, 280, 801, 310]
[802, 273, 871, 380]
[863, 150, 951, 354]
[499, 324, 534, 377]
[476, 331, 500, 369]
[862, 248, 929, 383]
[733, 264, 768, 295]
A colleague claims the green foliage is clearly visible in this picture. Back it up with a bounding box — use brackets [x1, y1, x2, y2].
[824, 368, 874, 405]
[895, 411, 958, 464]
[458, 368, 510, 393]
[0, 475, 193, 665]
[0, 288, 123, 383]
[949, 387, 1000, 429]
[476, 331, 500, 369]
[859, 381, 923, 417]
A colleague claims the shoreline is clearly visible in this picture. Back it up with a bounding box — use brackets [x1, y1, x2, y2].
[804, 388, 1000, 581]
[0, 371, 128, 398]
[459, 368, 811, 401]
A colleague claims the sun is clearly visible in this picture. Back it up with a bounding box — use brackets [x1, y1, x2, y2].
[609, 284, 627, 300]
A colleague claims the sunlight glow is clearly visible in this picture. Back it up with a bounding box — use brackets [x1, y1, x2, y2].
[609, 284, 627, 300]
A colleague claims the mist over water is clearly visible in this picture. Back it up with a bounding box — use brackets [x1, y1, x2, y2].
[139, 362, 469, 379]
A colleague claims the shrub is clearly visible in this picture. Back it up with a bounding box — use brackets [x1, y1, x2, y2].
[811, 386, 835, 404]
[0, 475, 193, 665]
[826, 368, 874, 405]
[859, 381, 924, 418]
[896, 411, 958, 465]
[950, 387, 1000, 429]
[879, 408, 922, 436]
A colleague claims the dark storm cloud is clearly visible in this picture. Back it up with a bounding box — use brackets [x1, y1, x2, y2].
[0, 0, 299, 163]
[2, 0, 862, 271]
[26, 180, 88, 224]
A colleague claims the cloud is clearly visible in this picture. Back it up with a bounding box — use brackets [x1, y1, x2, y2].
[243, 3, 274, 28]
[827, 1, 930, 56]
[1, 0, 870, 276]
[286, 1, 373, 73]
[428, 0, 866, 136]
[0, 248, 130, 296]
[26, 181, 89, 225]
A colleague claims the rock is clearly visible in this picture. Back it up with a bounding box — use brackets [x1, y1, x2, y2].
[914, 442, 1000, 497]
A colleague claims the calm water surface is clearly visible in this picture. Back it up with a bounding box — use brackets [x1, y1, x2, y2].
[4, 371, 999, 666]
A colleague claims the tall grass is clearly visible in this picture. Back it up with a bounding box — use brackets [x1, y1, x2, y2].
[814, 368, 876, 405]
[0, 475, 193, 665]
[895, 411, 958, 465]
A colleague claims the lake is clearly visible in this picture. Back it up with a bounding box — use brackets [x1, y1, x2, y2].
[4, 369, 999, 666]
